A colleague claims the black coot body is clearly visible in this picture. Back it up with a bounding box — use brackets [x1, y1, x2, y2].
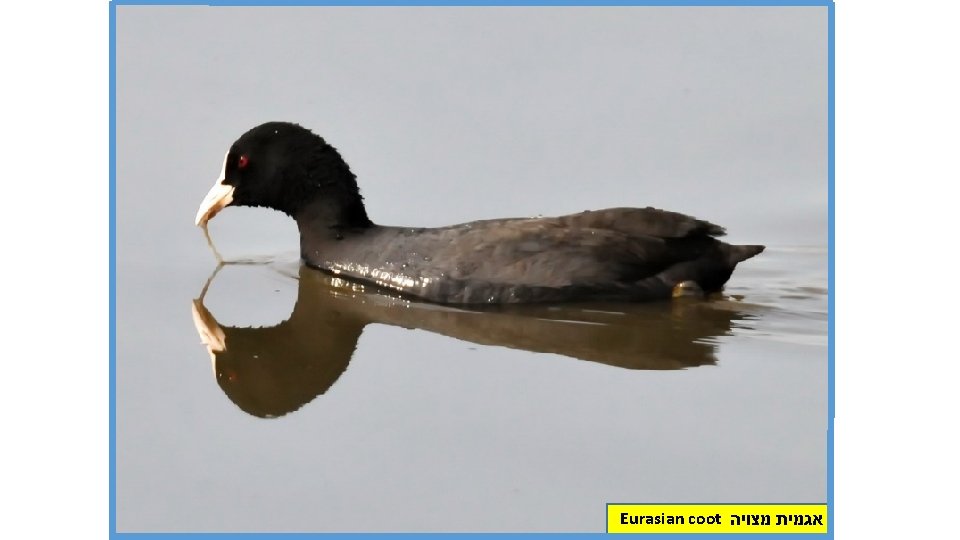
[196, 122, 764, 304]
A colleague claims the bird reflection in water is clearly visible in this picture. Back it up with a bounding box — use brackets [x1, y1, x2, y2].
[191, 263, 757, 419]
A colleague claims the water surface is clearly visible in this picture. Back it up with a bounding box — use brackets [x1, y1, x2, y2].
[117, 245, 826, 532]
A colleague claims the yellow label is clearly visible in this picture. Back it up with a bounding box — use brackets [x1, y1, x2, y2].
[607, 504, 827, 534]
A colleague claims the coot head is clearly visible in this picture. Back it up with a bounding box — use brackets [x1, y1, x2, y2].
[195, 122, 372, 227]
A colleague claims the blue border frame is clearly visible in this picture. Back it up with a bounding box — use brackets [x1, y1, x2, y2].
[109, 1, 118, 537]
[109, 1, 835, 537]
[112, 1, 830, 5]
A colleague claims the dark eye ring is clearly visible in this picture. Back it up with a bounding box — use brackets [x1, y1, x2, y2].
[238, 154, 249, 169]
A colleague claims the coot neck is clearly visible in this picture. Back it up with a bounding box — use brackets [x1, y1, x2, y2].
[294, 196, 374, 242]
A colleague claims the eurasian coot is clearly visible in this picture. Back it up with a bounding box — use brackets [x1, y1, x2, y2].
[196, 122, 764, 304]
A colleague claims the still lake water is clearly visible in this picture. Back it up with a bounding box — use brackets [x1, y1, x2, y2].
[117, 229, 826, 532]
[115, 6, 828, 532]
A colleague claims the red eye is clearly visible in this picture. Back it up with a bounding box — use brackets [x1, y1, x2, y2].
[238, 154, 249, 169]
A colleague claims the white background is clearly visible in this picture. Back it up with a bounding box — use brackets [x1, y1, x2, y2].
[3, 0, 958, 538]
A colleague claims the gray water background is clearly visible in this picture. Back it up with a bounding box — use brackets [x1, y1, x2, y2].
[116, 6, 828, 532]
